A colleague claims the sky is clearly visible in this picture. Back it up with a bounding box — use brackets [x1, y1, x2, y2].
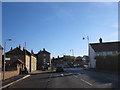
[2, 2, 118, 58]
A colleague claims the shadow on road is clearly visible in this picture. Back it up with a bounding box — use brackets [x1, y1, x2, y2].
[82, 69, 120, 88]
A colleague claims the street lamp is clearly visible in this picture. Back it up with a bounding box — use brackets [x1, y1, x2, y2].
[3, 38, 12, 80]
[82, 36, 91, 68]
[70, 49, 74, 56]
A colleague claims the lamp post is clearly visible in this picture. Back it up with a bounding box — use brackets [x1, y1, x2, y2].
[70, 49, 74, 56]
[3, 38, 12, 80]
[82, 36, 89, 55]
[83, 36, 91, 67]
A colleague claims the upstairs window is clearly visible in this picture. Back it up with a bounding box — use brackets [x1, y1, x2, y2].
[43, 54, 46, 57]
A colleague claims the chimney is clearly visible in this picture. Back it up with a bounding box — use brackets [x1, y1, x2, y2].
[18, 44, 22, 50]
[99, 38, 102, 43]
[52, 57, 54, 60]
[31, 50, 34, 54]
[10, 47, 13, 51]
[23, 47, 25, 51]
[58, 56, 59, 58]
[43, 48, 45, 51]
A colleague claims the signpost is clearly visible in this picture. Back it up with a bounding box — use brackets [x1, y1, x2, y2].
[5, 58, 10, 61]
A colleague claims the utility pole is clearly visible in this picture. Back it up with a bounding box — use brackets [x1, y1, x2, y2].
[70, 49, 74, 56]
[3, 39, 12, 80]
[24, 42, 26, 67]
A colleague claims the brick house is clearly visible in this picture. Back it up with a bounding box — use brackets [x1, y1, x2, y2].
[0, 45, 3, 70]
[5, 45, 37, 73]
[36, 48, 51, 70]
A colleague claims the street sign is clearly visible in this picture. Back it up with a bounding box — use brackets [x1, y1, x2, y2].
[5, 58, 10, 60]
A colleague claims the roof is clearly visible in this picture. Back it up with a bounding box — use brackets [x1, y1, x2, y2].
[6, 47, 35, 57]
[23, 48, 36, 57]
[38, 50, 50, 54]
[6, 47, 24, 55]
[23, 49, 31, 56]
[90, 41, 120, 52]
[34, 54, 38, 57]
[52, 57, 64, 61]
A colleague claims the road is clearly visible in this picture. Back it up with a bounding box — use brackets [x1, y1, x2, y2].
[5, 68, 120, 88]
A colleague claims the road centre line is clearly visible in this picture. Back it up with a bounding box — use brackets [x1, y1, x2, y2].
[80, 79, 93, 86]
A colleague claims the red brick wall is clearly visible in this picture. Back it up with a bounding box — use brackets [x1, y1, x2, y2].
[0, 66, 20, 80]
[1, 70, 19, 80]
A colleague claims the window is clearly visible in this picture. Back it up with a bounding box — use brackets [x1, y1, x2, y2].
[43, 58, 46, 63]
[43, 54, 46, 57]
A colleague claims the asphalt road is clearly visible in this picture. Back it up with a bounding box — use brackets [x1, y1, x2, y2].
[5, 68, 120, 88]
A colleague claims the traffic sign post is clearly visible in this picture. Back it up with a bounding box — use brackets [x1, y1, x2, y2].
[5, 58, 10, 61]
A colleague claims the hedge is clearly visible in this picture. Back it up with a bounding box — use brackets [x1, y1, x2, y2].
[95, 54, 120, 73]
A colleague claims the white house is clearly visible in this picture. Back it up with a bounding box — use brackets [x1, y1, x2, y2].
[89, 38, 120, 68]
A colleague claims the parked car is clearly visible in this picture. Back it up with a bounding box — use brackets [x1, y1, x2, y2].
[41, 65, 48, 71]
[56, 67, 64, 72]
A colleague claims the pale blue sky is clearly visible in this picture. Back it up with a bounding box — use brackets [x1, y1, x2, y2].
[2, 2, 118, 58]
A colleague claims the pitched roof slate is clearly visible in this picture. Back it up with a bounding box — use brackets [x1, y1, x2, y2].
[90, 41, 120, 52]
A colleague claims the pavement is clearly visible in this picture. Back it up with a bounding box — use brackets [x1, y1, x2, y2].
[1, 68, 52, 89]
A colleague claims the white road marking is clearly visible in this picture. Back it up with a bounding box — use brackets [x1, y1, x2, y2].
[74, 75, 78, 78]
[1, 75, 30, 89]
[80, 79, 93, 86]
[61, 74, 64, 76]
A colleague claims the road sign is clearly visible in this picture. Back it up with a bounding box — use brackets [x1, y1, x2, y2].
[5, 58, 10, 60]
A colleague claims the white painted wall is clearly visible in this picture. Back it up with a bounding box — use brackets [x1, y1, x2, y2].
[31, 55, 37, 71]
[89, 46, 119, 69]
[89, 45, 96, 68]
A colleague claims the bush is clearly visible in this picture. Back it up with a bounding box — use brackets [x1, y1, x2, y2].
[95, 54, 119, 73]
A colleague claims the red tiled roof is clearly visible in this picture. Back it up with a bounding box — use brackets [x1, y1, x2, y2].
[90, 41, 120, 52]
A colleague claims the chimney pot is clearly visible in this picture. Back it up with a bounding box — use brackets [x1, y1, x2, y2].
[43, 48, 45, 51]
[10, 47, 13, 51]
[99, 38, 102, 43]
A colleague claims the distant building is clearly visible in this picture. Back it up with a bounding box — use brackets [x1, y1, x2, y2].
[89, 38, 120, 68]
[51, 55, 74, 68]
[52, 56, 64, 67]
[36, 48, 51, 70]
